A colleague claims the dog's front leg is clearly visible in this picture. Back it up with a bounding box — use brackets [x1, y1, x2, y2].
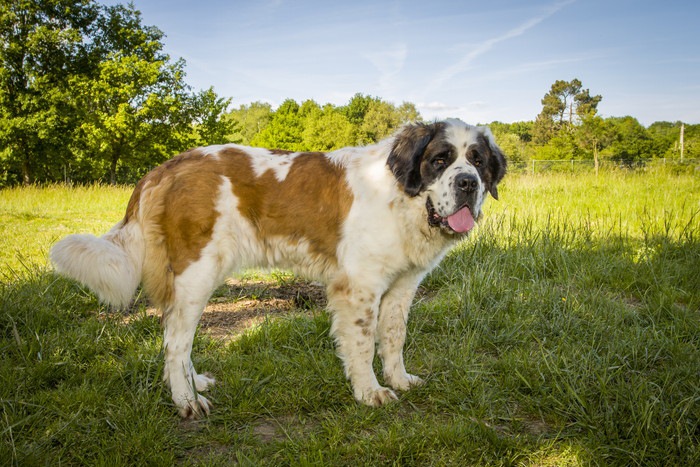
[377, 271, 425, 391]
[327, 279, 397, 407]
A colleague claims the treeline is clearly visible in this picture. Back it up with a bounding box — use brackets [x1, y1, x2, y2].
[491, 118, 698, 169]
[226, 88, 698, 171]
[226, 95, 419, 151]
[488, 79, 697, 169]
[1, 2, 696, 187]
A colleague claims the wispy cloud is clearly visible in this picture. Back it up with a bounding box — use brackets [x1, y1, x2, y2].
[365, 42, 409, 95]
[425, 0, 575, 93]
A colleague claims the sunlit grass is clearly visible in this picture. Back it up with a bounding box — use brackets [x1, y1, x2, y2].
[1, 168, 699, 465]
[0, 184, 131, 276]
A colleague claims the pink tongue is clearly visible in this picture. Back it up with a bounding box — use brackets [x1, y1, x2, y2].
[447, 206, 475, 233]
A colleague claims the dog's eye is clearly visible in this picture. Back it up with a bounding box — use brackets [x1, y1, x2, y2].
[471, 151, 482, 167]
[432, 157, 447, 169]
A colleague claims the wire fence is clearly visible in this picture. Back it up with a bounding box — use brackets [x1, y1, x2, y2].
[516, 158, 700, 174]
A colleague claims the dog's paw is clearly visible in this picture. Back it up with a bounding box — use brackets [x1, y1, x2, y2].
[177, 394, 213, 419]
[194, 372, 216, 392]
[387, 373, 424, 391]
[359, 387, 398, 407]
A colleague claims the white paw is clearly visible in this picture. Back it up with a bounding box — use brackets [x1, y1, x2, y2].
[386, 373, 424, 391]
[358, 387, 398, 407]
[176, 393, 213, 419]
[194, 372, 216, 392]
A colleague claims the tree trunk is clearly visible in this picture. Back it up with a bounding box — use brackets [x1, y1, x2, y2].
[22, 160, 31, 185]
[20, 144, 32, 185]
[569, 101, 574, 128]
[594, 140, 599, 176]
[110, 154, 118, 185]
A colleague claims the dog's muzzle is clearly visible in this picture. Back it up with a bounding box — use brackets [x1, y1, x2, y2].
[426, 173, 481, 234]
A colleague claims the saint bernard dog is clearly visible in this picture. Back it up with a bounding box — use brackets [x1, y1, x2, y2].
[51, 118, 506, 418]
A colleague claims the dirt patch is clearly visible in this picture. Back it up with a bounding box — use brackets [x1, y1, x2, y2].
[118, 278, 327, 342]
[199, 278, 326, 341]
[251, 414, 320, 444]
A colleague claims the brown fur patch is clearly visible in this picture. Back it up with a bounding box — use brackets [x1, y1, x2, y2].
[217, 148, 354, 264]
[329, 275, 350, 296]
[123, 149, 221, 307]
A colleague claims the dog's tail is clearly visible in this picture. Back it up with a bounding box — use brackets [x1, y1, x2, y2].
[50, 219, 145, 308]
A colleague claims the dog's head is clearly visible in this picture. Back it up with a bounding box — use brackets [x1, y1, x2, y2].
[387, 119, 506, 234]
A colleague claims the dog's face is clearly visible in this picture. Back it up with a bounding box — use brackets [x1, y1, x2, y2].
[387, 119, 506, 234]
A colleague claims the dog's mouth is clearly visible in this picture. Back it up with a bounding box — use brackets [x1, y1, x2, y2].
[426, 198, 475, 234]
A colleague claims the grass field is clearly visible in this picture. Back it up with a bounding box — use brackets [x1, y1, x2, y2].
[1, 168, 699, 466]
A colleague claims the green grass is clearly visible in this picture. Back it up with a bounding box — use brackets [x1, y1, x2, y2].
[1, 169, 699, 466]
[0, 184, 131, 276]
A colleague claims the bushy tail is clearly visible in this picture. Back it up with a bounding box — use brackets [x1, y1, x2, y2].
[50, 220, 145, 308]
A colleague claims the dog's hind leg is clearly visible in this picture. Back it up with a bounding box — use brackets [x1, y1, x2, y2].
[162, 262, 221, 418]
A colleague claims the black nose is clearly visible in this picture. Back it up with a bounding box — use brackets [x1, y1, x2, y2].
[455, 173, 479, 193]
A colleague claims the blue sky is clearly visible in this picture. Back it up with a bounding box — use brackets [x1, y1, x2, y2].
[104, 0, 699, 125]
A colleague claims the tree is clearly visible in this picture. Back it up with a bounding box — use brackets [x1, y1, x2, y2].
[239, 96, 420, 151]
[576, 115, 610, 174]
[488, 122, 533, 165]
[341, 93, 380, 126]
[534, 132, 578, 161]
[70, 3, 194, 184]
[250, 99, 304, 150]
[301, 104, 356, 151]
[603, 116, 654, 163]
[226, 101, 273, 144]
[396, 102, 420, 124]
[0, 0, 99, 184]
[0, 1, 234, 185]
[647, 121, 688, 159]
[357, 100, 420, 144]
[533, 79, 602, 144]
[189, 87, 236, 147]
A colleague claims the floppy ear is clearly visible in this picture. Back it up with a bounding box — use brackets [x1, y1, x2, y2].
[480, 127, 507, 200]
[387, 123, 437, 197]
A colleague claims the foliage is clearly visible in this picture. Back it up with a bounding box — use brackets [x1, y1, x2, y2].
[0, 0, 233, 186]
[250, 99, 304, 150]
[301, 103, 356, 151]
[226, 101, 273, 145]
[188, 87, 236, 147]
[243, 95, 417, 151]
[69, 13, 189, 183]
[533, 78, 602, 144]
[2, 172, 699, 465]
[0, 0, 99, 185]
[602, 116, 655, 162]
[224, 76, 695, 170]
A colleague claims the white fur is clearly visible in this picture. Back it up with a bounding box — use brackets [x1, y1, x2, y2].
[50, 221, 144, 308]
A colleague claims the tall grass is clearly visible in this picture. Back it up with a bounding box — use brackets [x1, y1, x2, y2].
[0, 184, 131, 277]
[1, 168, 699, 465]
